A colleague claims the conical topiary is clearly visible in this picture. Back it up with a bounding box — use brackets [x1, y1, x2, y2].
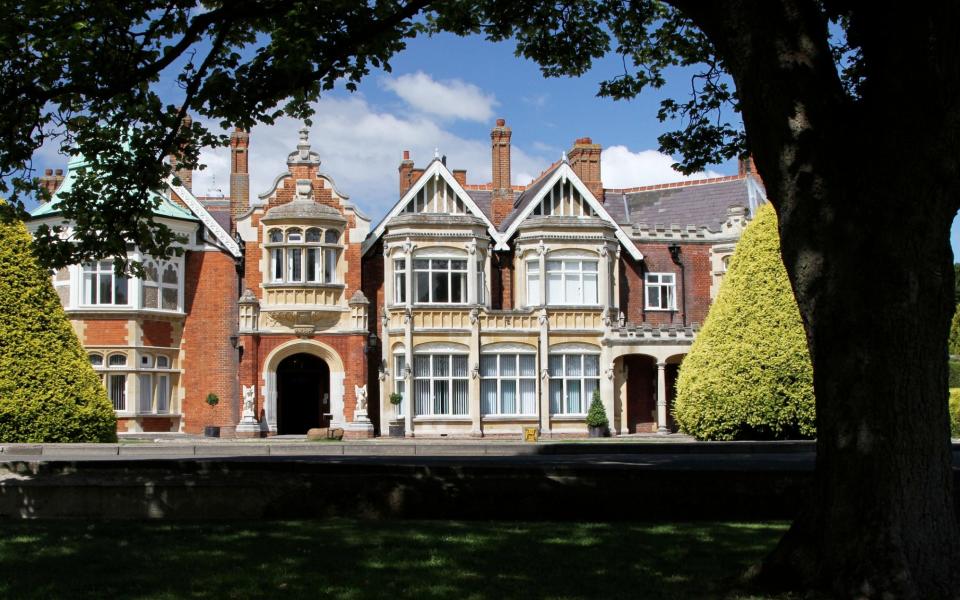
[585, 389, 609, 428]
[0, 215, 116, 442]
[674, 203, 815, 440]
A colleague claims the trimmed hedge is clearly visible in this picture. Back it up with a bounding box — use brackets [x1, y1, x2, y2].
[0, 216, 116, 442]
[949, 360, 960, 389]
[951, 389, 960, 439]
[950, 305, 960, 356]
[674, 204, 815, 440]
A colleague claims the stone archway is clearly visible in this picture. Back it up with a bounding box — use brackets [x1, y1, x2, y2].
[263, 339, 346, 434]
[276, 353, 330, 434]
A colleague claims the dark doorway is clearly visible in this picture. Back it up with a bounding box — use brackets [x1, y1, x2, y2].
[625, 355, 657, 433]
[277, 353, 330, 434]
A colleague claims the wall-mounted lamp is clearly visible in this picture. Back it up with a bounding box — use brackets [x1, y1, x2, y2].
[229, 335, 239, 349]
[668, 243, 682, 264]
[364, 331, 379, 355]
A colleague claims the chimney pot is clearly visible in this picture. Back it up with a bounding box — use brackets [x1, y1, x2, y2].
[44, 169, 52, 176]
[403, 150, 410, 160]
[496, 118, 506, 127]
[55, 169, 63, 176]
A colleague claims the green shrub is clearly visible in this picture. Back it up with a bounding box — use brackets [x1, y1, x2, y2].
[950, 305, 960, 356]
[949, 360, 960, 389]
[585, 389, 608, 428]
[0, 216, 116, 442]
[205, 392, 220, 407]
[674, 204, 815, 441]
[950, 389, 960, 439]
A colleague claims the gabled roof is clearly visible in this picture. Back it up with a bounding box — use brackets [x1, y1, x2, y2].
[497, 162, 643, 260]
[166, 178, 242, 257]
[363, 158, 502, 255]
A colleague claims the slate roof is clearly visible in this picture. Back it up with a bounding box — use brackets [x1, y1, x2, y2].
[611, 176, 759, 232]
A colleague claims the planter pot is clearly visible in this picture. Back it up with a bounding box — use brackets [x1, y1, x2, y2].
[203, 426, 221, 438]
[588, 425, 606, 438]
[388, 422, 405, 438]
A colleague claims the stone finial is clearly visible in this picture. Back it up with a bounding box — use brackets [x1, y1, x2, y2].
[294, 178, 313, 202]
[287, 125, 320, 166]
[348, 289, 369, 305]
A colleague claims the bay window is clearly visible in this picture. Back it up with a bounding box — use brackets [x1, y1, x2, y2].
[266, 226, 341, 284]
[526, 261, 540, 306]
[394, 354, 406, 417]
[546, 259, 598, 305]
[82, 261, 129, 306]
[413, 353, 469, 416]
[645, 273, 677, 310]
[141, 261, 180, 311]
[394, 259, 407, 304]
[548, 353, 600, 415]
[481, 353, 537, 415]
[414, 258, 467, 304]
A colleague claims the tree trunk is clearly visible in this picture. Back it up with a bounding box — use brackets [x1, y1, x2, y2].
[754, 175, 960, 599]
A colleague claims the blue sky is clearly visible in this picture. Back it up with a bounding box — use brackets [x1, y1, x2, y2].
[34, 30, 960, 255]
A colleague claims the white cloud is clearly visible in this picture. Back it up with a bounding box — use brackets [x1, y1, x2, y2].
[600, 145, 723, 189]
[193, 95, 546, 220]
[382, 71, 498, 122]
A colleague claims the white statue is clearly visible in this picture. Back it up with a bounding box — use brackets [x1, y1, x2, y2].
[354, 384, 368, 413]
[242, 385, 255, 416]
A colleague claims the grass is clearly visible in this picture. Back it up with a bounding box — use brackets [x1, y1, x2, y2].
[0, 519, 796, 599]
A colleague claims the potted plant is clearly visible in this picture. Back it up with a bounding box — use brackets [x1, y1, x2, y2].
[204, 392, 221, 438]
[388, 392, 405, 437]
[585, 389, 608, 438]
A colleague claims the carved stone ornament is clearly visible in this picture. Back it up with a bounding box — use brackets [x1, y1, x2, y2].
[602, 307, 612, 328]
[598, 244, 608, 258]
[242, 385, 256, 416]
[355, 384, 368, 412]
[537, 239, 547, 256]
[294, 324, 314, 338]
[605, 364, 615, 380]
[538, 308, 549, 326]
[403, 307, 413, 324]
[618, 311, 626, 328]
[466, 239, 477, 255]
[469, 307, 479, 324]
[402, 237, 415, 254]
[540, 368, 550, 380]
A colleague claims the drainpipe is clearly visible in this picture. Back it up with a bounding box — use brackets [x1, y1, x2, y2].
[668, 243, 686, 327]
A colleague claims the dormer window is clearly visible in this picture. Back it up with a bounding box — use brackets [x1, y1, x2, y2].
[266, 226, 341, 284]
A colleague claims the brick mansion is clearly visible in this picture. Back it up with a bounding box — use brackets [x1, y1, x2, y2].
[29, 118, 765, 438]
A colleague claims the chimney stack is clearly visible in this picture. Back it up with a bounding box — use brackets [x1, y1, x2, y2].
[230, 127, 250, 227]
[174, 114, 194, 192]
[37, 168, 65, 200]
[490, 118, 513, 226]
[567, 137, 603, 201]
[399, 150, 414, 196]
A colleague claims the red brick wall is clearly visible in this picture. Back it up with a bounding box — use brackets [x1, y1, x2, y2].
[181, 250, 239, 434]
[81, 319, 128, 345]
[620, 242, 713, 327]
[362, 242, 385, 431]
[491, 250, 515, 310]
[141, 320, 173, 348]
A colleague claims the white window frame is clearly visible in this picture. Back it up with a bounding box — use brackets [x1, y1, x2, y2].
[480, 353, 537, 416]
[413, 257, 468, 305]
[548, 352, 600, 416]
[265, 226, 341, 284]
[81, 261, 130, 306]
[645, 272, 677, 311]
[394, 259, 407, 304]
[140, 260, 181, 311]
[526, 260, 540, 306]
[413, 352, 469, 417]
[546, 259, 598, 306]
[394, 354, 406, 417]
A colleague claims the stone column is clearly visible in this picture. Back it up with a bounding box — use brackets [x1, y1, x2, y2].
[598, 245, 610, 309]
[538, 309, 551, 435]
[404, 309, 414, 436]
[467, 240, 478, 305]
[469, 308, 481, 436]
[599, 346, 615, 435]
[656, 361, 669, 434]
[538, 242, 547, 306]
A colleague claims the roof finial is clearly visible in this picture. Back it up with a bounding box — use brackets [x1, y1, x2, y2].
[298, 126, 311, 160]
[434, 147, 439, 159]
[562, 150, 568, 162]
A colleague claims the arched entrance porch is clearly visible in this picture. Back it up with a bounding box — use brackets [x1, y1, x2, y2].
[276, 353, 330, 434]
[262, 339, 347, 435]
[617, 352, 686, 434]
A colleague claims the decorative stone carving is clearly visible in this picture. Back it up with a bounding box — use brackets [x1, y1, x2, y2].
[469, 307, 479, 324]
[537, 239, 547, 256]
[354, 384, 369, 421]
[538, 308, 548, 326]
[294, 324, 314, 338]
[242, 385, 256, 418]
[466, 239, 477, 255]
[598, 244, 608, 257]
[402, 237, 415, 254]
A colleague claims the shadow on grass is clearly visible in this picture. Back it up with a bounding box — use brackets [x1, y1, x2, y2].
[0, 519, 790, 600]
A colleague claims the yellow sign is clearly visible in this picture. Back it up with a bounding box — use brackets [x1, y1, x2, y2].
[523, 426, 539, 442]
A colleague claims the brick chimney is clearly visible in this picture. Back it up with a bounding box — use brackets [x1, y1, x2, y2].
[491, 118, 512, 226]
[452, 169, 467, 187]
[174, 114, 194, 192]
[738, 154, 764, 188]
[230, 127, 250, 226]
[399, 150, 414, 196]
[567, 137, 603, 201]
[37, 168, 64, 200]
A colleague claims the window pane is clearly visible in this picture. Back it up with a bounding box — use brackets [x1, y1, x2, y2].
[501, 380, 516, 414]
[156, 356, 169, 368]
[324, 249, 336, 283]
[527, 272, 540, 306]
[519, 355, 536, 377]
[564, 260, 579, 272]
[268, 229, 282, 243]
[450, 272, 465, 303]
[286, 228, 302, 242]
[89, 354, 103, 367]
[306, 228, 321, 242]
[433, 355, 449, 377]
[520, 379, 536, 414]
[566, 355, 582, 376]
[582, 261, 598, 272]
[584, 355, 599, 376]
[143, 285, 159, 309]
[84, 272, 96, 304]
[451, 260, 466, 271]
[139, 374, 153, 413]
[431, 271, 449, 302]
[452, 380, 469, 415]
[324, 229, 340, 244]
[161, 287, 177, 310]
[480, 355, 497, 377]
[290, 248, 302, 281]
[415, 379, 431, 416]
[481, 379, 497, 415]
[414, 355, 431, 377]
[110, 375, 126, 411]
[156, 375, 170, 413]
[546, 260, 561, 272]
[114, 275, 128, 305]
[584, 378, 599, 406]
[162, 264, 177, 284]
[500, 354, 517, 377]
[549, 380, 563, 414]
[548, 355, 564, 377]
[306, 248, 319, 282]
[452, 355, 468, 378]
[414, 259, 429, 270]
[99, 273, 112, 304]
[565, 273, 579, 304]
[646, 286, 659, 308]
[272, 249, 283, 281]
[547, 272, 563, 304]
[109, 354, 127, 367]
[416, 272, 430, 302]
[433, 259, 448, 270]
[433, 380, 449, 414]
[395, 272, 406, 303]
[144, 263, 158, 282]
[567, 380, 582, 413]
[583, 273, 597, 304]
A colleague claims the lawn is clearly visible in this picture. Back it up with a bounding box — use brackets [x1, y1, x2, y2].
[0, 519, 796, 599]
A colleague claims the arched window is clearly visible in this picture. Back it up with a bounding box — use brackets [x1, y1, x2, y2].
[324, 229, 340, 244]
[156, 356, 170, 369]
[88, 353, 103, 367]
[141, 260, 180, 311]
[268, 229, 283, 243]
[106, 353, 128, 412]
[306, 228, 322, 243]
[108, 353, 127, 368]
